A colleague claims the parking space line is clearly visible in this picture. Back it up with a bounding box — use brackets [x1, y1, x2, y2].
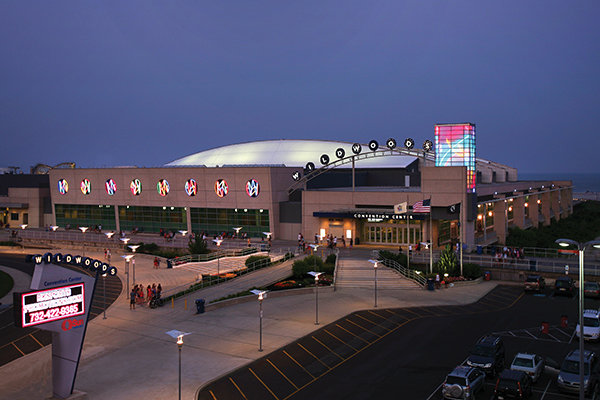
[547, 333, 561, 342]
[384, 309, 410, 320]
[402, 308, 426, 317]
[524, 329, 537, 339]
[335, 324, 370, 344]
[283, 350, 315, 379]
[368, 310, 399, 325]
[12, 342, 25, 356]
[539, 380, 551, 399]
[249, 368, 279, 400]
[30, 333, 43, 347]
[209, 390, 217, 400]
[266, 359, 299, 390]
[311, 336, 344, 361]
[297, 343, 330, 369]
[324, 329, 358, 351]
[354, 314, 392, 332]
[430, 306, 458, 315]
[229, 377, 248, 400]
[419, 307, 439, 316]
[555, 328, 572, 337]
[345, 318, 382, 337]
[424, 382, 443, 400]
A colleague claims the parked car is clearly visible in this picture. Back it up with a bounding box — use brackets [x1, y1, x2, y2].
[442, 366, 486, 400]
[576, 309, 600, 341]
[467, 336, 505, 377]
[494, 369, 533, 399]
[585, 281, 600, 298]
[509, 353, 545, 382]
[557, 349, 600, 396]
[524, 275, 545, 292]
[554, 276, 576, 297]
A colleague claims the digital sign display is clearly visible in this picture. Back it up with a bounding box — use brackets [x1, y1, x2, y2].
[130, 178, 142, 195]
[246, 179, 259, 197]
[157, 179, 170, 196]
[215, 179, 228, 198]
[185, 179, 197, 196]
[80, 179, 91, 195]
[16, 283, 85, 328]
[435, 123, 476, 192]
[105, 179, 117, 195]
[58, 179, 69, 195]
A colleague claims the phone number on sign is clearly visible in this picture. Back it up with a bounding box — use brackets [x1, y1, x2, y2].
[29, 304, 80, 323]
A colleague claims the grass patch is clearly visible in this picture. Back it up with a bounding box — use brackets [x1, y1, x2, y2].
[0, 270, 15, 299]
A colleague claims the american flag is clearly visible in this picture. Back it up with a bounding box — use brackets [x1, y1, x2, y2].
[413, 199, 431, 213]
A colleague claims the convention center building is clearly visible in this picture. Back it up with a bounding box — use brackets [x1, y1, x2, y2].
[2, 123, 573, 248]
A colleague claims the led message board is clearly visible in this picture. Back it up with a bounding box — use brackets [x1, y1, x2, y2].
[215, 179, 228, 198]
[130, 178, 142, 195]
[105, 179, 117, 195]
[435, 123, 476, 192]
[157, 179, 170, 196]
[15, 283, 85, 328]
[246, 179, 259, 197]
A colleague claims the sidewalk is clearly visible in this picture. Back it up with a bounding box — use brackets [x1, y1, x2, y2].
[0, 245, 499, 400]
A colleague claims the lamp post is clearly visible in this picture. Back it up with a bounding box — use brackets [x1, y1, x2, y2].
[309, 244, 320, 271]
[128, 244, 140, 288]
[19, 224, 27, 252]
[79, 226, 88, 256]
[251, 290, 268, 351]
[122, 254, 133, 298]
[556, 238, 600, 400]
[233, 227, 242, 239]
[308, 272, 323, 325]
[213, 238, 223, 276]
[165, 330, 191, 400]
[368, 260, 378, 307]
[102, 269, 107, 319]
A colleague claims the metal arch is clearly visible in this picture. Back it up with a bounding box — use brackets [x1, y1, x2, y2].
[31, 162, 76, 174]
[286, 147, 435, 195]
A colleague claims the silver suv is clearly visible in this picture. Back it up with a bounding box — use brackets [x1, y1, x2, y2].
[558, 349, 600, 396]
[442, 366, 486, 400]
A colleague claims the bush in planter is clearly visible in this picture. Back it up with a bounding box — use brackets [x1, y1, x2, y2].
[379, 250, 408, 267]
[437, 247, 458, 275]
[463, 263, 482, 280]
[292, 255, 323, 277]
[325, 254, 336, 264]
[245, 255, 271, 269]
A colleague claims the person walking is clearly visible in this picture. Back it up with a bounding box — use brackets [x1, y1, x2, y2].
[130, 287, 136, 310]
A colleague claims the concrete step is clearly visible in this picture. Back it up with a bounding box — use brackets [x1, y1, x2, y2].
[335, 259, 421, 289]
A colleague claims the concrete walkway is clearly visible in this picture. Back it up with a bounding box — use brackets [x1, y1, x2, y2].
[0, 266, 31, 307]
[0, 244, 499, 400]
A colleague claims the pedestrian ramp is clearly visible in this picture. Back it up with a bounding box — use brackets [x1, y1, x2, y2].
[174, 253, 268, 277]
[335, 259, 422, 289]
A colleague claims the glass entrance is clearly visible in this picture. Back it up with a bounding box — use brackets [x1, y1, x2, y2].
[363, 222, 421, 246]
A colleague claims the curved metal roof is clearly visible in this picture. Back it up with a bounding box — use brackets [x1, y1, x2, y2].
[165, 139, 417, 169]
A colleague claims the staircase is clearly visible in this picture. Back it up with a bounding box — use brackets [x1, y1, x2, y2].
[335, 259, 421, 289]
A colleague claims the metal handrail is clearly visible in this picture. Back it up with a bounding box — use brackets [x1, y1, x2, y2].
[372, 250, 427, 286]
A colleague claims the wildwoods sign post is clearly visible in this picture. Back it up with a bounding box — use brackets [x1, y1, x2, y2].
[13, 252, 117, 399]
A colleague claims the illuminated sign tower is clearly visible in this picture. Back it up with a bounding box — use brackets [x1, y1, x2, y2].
[434, 123, 476, 192]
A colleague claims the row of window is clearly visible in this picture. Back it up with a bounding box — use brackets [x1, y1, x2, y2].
[57, 177, 261, 198]
[54, 204, 270, 236]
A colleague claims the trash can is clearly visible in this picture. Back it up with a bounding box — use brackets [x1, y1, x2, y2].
[484, 271, 491, 281]
[477, 245, 482, 255]
[529, 259, 537, 271]
[167, 259, 173, 269]
[541, 321, 549, 334]
[427, 278, 435, 291]
[561, 315, 568, 328]
[355, 237, 360, 245]
[195, 299, 205, 314]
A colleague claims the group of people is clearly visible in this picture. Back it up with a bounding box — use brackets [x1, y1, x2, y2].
[129, 283, 162, 310]
[494, 246, 525, 264]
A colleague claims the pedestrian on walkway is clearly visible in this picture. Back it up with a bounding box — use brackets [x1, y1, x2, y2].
[435, 273, 441, 289]
[130, 288, 136, 310]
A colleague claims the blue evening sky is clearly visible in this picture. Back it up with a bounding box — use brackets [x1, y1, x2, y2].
[1, 1, 599, 174]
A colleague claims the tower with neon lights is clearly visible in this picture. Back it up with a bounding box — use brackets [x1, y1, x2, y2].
[434, 123, 476, 193]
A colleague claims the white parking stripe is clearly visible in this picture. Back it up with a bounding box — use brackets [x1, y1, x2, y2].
[539, 380, 551, 399]
[424, 382, 443, 400]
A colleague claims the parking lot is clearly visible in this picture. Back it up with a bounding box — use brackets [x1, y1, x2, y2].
[197, 285, 600, 400]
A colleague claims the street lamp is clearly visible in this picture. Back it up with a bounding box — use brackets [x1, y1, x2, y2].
[213, 238, 223, 276]
[165, 330, 192, 400]
[102, 266, 108, 319]
[556, 238, 600, 400]
[122, 254, 134, 298]
[105, 231, 115, 239]
[128, 244, 140, 288]
[233, 227, 242, 238]
[308, 272, 324, 325]
[79, 226, 88, 256]
[368, 260, 379, 307]
[250, 289, 268, 351]
[309, 244, 320, 271]
[19, 224, 27, 252]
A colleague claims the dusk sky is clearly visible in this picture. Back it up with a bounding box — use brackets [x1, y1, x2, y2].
[1, 1, 599, 174]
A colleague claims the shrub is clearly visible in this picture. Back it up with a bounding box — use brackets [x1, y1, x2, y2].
[463, 263, 482, 279]
[188, 236, 209, 255]
[437, 248, 458, 275]
[325, 254, 337, 264]
[245, 255, 271, 269]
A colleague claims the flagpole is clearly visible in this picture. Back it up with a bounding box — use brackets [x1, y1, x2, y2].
[429, 195, 433, 275]
[407, 194, 410, 271]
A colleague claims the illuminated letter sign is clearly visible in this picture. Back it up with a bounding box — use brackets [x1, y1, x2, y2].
[157, 179, 170, 196]
[105, 179, 117, 195]
[335, 148, 345, 159]
[214, 179, 228, 198]
[246, 179, 260, 197]
[368, 140, 379, 151]
[80, 179, 91, 195]
[185, 179, 197, 196]
[58, 179, 69, 195]
[17, 283, 85, 328]
[130, 179, 142, 195]
[352, 143, 362, 154]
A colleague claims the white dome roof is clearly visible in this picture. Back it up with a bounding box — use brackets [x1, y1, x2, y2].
[165, 139, 416, 169]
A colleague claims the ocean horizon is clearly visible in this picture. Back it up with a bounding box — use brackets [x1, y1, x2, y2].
[518, 172, 600, 193]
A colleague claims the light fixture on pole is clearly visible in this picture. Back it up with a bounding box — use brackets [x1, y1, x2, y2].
[105, 231, 114, 239]
[128, 244, 140, 288]
[308, 244, 320, 271]
[556, 238, 600, 400]
[19, 224, 27, 252]
[79, 226, 88, 256]
[250, 290, 268, 352]
[368, 260, 379, 307]
[51, 225, 59, 231]
[212, 238, 223, 276]
[102, 267, 108, 319]
[165, 330, 192, 400]
[308, 271, 324, 325]
[233, 227, 242, 238]
[122, 254, 134, 298]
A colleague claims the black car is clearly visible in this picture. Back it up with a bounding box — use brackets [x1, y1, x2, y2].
[494, 369, 533, 399]
[466, 336, 505, 377]
[554, 276, 576, 297]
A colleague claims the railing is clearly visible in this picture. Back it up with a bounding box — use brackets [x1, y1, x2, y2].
[160, 247, 299, 300]
[168, 246, 261, 266]
[371, 250, 427, 287]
